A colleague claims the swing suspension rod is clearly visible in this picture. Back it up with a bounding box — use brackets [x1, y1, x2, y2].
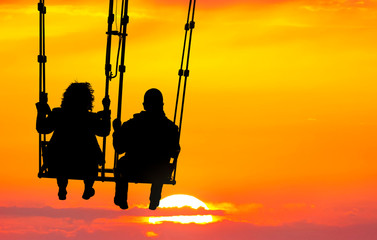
[172, 0, 197, 183]
[101, 0, 114, 180]
[114, 0, 129, 170]
[102, 0, 130, 178]
[38, 0, 47, 176]
[116, 0, 129, 121]
[174, 0, 192, 125]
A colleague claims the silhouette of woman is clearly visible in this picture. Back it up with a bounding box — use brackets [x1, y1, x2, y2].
[36, 82, 110, 200]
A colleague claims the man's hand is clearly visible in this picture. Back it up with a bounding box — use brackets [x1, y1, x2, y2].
[113, 118, 121, 132]
[98, 159, 106, 166]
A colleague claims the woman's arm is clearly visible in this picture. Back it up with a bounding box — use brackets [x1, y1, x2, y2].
[36, 94, 54, 134]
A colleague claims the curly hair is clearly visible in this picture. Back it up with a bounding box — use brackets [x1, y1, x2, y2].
[61, 82, 94, 112]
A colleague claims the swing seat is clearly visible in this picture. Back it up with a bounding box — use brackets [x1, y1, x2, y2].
[39, 138, 118, 182]
[38, 162, 176, 184]
[38, 140, 176, 184]
[38, 167, 116, 182]
[115, 156, 176, 185]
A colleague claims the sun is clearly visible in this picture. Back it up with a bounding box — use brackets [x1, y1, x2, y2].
[148, 194, 214, 224]
[159, 194, 209, 210]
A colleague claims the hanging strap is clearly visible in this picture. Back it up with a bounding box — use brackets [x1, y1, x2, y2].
[172, 0, 197, 184]
[38, 0, 47, 176]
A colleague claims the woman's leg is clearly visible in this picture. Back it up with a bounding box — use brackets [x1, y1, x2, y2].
[57, 177, 68, 200]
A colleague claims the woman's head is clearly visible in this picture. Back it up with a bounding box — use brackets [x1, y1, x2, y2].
[61, 82, 94, 112]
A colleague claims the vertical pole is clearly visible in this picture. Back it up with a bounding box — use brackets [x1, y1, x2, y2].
[114, 0, 129, 170]
[38, 0, 47, 177]
[38, 0, 43, 176]
[178, 0, 196, 141]
[172, 0, 196, 184]
[42, 0, 47, 174]
[102, 0, 115, 179]
[174, 0, 192, 124]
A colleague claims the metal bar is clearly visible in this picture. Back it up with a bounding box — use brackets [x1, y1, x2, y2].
[38, 0, 43, 174]
[114, 0, 129, 170]
[173, 0, 193, 124]
[102, 0, 115, 180]
[116, 0, 128, 120]
[172, 0, 197, 183]
[38, 0, 46, 175]
[42, 2, 47, 171]
[42, 1, 46, 93]
[178, 0, 196, 140]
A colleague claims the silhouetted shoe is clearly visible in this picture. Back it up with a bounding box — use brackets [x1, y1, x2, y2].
[82, 188, 95, 200]
[58, 189, 67, 200]
[149, 200, 160, 210]
[114, 196, 128, 210]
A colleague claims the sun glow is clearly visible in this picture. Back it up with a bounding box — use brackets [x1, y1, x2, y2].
[148, 194, 214, 224]
[149, 215, 213, 224]
[159, 194, 210, 209]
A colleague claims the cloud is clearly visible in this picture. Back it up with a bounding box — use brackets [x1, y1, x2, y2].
[146, 231, 158, 237]
[1, 204, 377, 239]
[0, 205, 223, 221]
[0, 205, 225, 239]
[0, 206, 121, 221]
[1, 218, 377, 240]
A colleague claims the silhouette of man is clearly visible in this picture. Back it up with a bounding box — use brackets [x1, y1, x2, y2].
[36, 82, 110, 200]
[113, 88, 180, 210]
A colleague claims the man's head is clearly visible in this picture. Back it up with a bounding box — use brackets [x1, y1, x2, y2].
[143, 88, 164, 112]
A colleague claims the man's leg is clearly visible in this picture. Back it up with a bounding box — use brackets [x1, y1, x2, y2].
[82, 178, 95, 200]
[149, 183, 163, 210]
[57, 177, 68, 200]
[114, 178, 129, 210]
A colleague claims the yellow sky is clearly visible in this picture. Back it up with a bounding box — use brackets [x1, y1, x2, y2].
[1, 0, 377, 220]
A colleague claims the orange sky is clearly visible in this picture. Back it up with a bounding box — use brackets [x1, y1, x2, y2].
[1, 0, 377, 239]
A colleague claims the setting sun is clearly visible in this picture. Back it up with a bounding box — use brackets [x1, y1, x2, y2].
[159, 194, 210, 210]
[149, 194, 214, 224]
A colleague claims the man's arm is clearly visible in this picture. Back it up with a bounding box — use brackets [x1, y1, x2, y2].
[94, 97, 111, 137]
[113, 119, 126, 154]
[171, 125, 181, 158]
